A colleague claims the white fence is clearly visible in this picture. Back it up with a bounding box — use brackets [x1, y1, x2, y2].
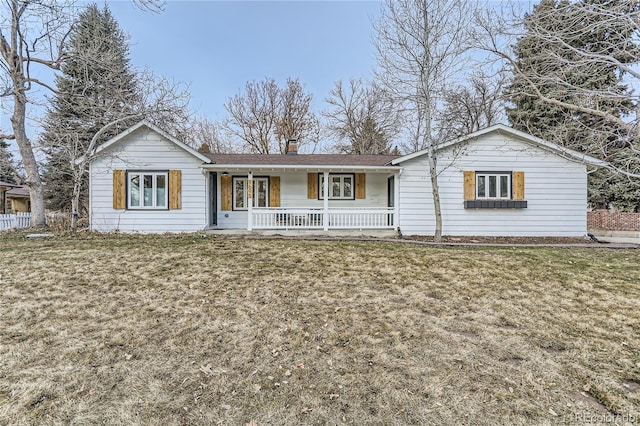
[252, 208, 395, 230]
[0, 212, 31, 231]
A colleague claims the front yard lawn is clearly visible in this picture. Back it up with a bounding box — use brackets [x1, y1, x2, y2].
[0, 233, 638, 425]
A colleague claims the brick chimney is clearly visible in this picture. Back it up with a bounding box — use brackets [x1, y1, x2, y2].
[286, 139, 298, 155]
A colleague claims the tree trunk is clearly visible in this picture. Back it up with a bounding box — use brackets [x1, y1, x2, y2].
[428, 146, 442, 242]
[11, 92, 47, 228]
[71, 180, 81, 231]
[423, 86, 443, 243]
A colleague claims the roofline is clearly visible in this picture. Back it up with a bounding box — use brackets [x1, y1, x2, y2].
[6, 192, 29, 198]
[392, 124, 609, 167]
[92, 120, 212, 164]
[200, 164, 400, 172]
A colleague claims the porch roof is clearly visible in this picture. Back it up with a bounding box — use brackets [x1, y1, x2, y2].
[201, 154, 401, 172]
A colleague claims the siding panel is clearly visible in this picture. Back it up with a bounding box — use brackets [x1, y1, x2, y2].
[398, 134, 588, 236]
[90, 127, 207, 233]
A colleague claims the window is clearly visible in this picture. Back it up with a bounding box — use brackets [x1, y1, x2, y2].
[476, 173, 510, 199]
[464, 170, 526, 209]
[232, 177, 269, 210]
[128, 172, 167, 209]
[319, 174, 354, 200]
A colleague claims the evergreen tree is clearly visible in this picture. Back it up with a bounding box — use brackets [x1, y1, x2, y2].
[42, 3, 138, 214]
[0, 139, 17, 184]
[506, 0, 639, 210]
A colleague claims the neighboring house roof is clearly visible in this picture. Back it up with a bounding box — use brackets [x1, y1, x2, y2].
[204, 153, 399, 167]
[92, 120, 212, 164]
[6, 186, 29, 198]
[0, 180, 19, 189]
[392, 123, 610, 167]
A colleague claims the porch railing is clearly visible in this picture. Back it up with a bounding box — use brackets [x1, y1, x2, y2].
[0, 212, 31, 231]
[252, 208, 395, 230]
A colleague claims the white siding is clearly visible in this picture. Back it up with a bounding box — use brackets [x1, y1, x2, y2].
[216, 172, 392, 229]
[398, 134, 589, 236]
[90, 127, 207, 233]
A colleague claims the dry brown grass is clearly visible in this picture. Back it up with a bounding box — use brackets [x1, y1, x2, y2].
[0, 233, 638, 425]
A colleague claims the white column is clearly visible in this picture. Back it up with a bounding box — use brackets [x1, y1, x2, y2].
[323, 171, 329, 231]
[393, 171, 400, 230]
[247, 171, 253, 231]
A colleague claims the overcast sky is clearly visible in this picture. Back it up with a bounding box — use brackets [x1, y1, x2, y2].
[108, 0, 383, 120]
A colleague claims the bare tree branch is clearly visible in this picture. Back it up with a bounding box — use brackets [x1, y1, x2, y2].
[375, 0, 477, 240]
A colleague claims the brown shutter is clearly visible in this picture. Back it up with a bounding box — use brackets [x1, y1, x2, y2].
[169, 170, 182, 210]
[463, 171, 475, 200]
[513, 171, 525, 200]
[113, 170, 126, 209]
[355, 173, 366, 199]
[307, 173, 318, 199]
[269, 176, 280, 207]
[221, 174, 232, 211]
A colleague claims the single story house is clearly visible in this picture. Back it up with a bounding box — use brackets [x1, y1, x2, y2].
[0, 180, 28, 214]
[88, 121, 606, 236]
[1, 180, 15, 214]
[5, 186, 30, 213]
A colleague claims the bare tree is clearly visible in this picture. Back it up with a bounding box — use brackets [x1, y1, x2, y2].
[56, 75, 191, 229]
[0, 0, 168, 228]
[224, 78, 279, 154]
[324, 78, 401, 154]
[187, 116, 236, 154]
[434, 70, 506, 142]
[475, 0, 640, 178]
[132, 0, 165, 13]
[0, 0, 73, 227]
[136, 70, 192, 140]
[224, 77, 320, 154]
[375, 0, 476, 241]
[275, 78, 320, 153]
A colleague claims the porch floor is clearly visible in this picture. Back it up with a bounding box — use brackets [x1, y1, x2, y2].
[205, 228, 399, 238]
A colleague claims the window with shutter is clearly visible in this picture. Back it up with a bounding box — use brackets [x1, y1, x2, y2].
[463, 170, 527, 209]
[125, 171, 169, 209]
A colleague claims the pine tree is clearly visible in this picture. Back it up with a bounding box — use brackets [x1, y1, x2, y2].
[0, 139, 17, 184]
[506, 0, 639, 210]
[41, 3, 138, 214]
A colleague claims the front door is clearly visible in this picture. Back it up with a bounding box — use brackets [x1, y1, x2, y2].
[209, 172, 217, 227]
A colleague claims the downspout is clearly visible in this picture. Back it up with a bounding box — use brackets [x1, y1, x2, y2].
[394, 169, 400, 233]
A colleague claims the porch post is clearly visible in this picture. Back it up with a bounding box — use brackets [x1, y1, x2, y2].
[247, 171, 253, 231]
[394, 171, 400, 230]
[323, 171, 329, 231]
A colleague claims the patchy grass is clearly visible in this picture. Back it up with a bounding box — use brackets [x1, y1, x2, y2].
[0, 233, 638, 425]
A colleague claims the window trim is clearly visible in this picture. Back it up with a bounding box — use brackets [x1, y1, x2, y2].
[318, 173, 356, 200]
[475, 171, 512, 200]
[232, 176, 270, 211]
[126, 170, 169, 210]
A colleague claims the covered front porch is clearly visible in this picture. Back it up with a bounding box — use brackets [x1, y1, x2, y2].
[201, 157, 400, 232]
[251, 206, 396, 231]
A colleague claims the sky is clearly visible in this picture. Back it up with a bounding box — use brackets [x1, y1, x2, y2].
[0, 0, 383, 156]
[107, 0, 383, 120]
